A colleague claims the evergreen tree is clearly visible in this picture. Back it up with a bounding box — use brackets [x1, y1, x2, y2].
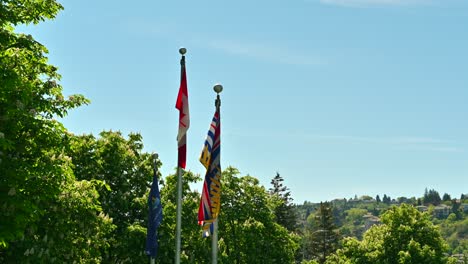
[382, 194, 391, 204]
[397, 196, 409, 204]
[269, 172, 298, 231]
[443, 193, 452, 202]
[308, 202, 340, 264]
[423, 188, 442, 205]
[223, 168, 299, 263]
[376, 195, 381, 203]
[450, 200, 462, 220]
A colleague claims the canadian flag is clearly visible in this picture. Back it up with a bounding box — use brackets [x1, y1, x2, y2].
[175, 58, 189, 169]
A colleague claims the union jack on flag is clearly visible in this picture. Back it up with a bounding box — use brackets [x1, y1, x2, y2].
[198, 109, 221, 237]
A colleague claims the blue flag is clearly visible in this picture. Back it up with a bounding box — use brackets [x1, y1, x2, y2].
[145, 165, 163, 257]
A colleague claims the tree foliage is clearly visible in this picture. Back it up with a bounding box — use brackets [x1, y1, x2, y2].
[2, 180, 115, 263]
[155, 170, 210, 264]
[67, 131, 156, 263]
[219, 167, 299, 263]
[327, 204, 457, 264]
[269, 172, 298, 231]
[305, 202, 340, 264]
[443, 193, 452, 202]
[382, 194, 391, 204]
[0, 0, 64, 26]
[423, 188, 442, 206]
[0, 0, 89, 250]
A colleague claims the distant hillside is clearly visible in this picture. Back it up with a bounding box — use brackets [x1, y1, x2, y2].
[296, 190, 468, 256]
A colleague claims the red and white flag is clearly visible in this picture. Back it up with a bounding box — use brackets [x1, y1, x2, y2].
[175, 57, 189, 169]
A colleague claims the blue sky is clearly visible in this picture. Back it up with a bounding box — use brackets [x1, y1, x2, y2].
[19, 0, 468, 203]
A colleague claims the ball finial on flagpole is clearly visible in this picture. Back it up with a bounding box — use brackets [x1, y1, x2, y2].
[213, 83, 223, 94]
[179, 47, 187, 55]
[152, 153, 158, 167]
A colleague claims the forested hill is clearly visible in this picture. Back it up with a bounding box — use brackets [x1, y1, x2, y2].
[296, 189, 468, 258]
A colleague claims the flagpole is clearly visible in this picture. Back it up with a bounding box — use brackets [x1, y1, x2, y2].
[151, 153, 158, 264]
[211, 83, 223, 264]
[175, 47, 187, 264]
[212, 219, 218, 264]
[175, 166, 182, 264]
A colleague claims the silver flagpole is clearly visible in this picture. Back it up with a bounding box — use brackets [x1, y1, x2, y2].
[175, 166, 182, 264]
[212, 219, 218, 264]
[212, 83, 223, 264]
[149, 153, 159, 264]
[175, 47, 187, 264]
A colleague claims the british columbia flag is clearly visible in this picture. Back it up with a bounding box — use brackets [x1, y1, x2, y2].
[198, 110, 221, 237]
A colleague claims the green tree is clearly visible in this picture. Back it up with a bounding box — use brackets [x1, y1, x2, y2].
[153, 166, 300, 264]
[156, 170, 209, 263]
[69, 132, 152, 228]
[360, 195, 373, 201]
[397, 196, 410, 204]
[269, 172, 298, 231]
[68, 132, 213, 263]
[219, 167, 299, 263]
[375, 195, 381, 203]
[307, 202, 340, 264]
[450, 199, 462, 220]
[382, 194, 391, 204]
[2, 180, 115, 263]
[0, 0, 88, 249]
[423, 188, 442, 205]
[67, 131, 157, 263]
[439, 215, 468, 256]
[327, 204, 457, 264]
[341, 207, 368, 239]
[443, 193, 452, 202]
[417, 198, 422, 206]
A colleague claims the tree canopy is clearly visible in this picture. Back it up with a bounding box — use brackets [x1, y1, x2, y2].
[269, 172, 298, 231]
[218, 167, 300, 263]
[306, 202, 340, 264]
[0, 0, 88, 250]
[424, 188, 442, 206]
[327, 204, 457, 264]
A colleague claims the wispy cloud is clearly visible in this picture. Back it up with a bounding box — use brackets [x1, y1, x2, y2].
[226, 130, 464, 153]
[317, 0, 435, 8]
[207, 39, 326, 66]
[397, 146, 464, 153]
[306, 134, 464, 153]
[309, 135, 449, 145]
[123, 18, 326, 66]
